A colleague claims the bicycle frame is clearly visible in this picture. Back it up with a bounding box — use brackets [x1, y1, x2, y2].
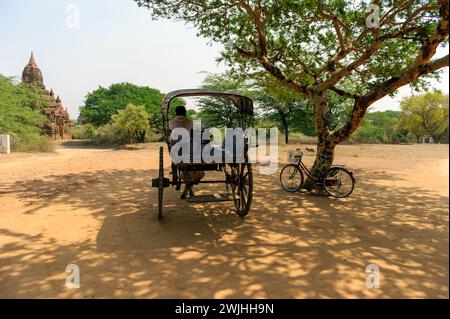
[291, 156, 315, 179]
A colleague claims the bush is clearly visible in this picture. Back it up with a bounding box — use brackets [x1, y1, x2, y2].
[69, 127, 83, 139]
[112, 104, 150, 144]
[70, 123, 97, 140]
[10, 133, 54, 152]
[71, 123, 142, 146]
[91, 124, 128, 146]
[145, 130, 163, 142]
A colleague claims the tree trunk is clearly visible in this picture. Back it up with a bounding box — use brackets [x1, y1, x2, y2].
[304, 136, 336, 191]
[432, 133, 440, 144]
[135, 130, 146, 143]
[278, 110, 289, 144]
[303, 90, 335, 191]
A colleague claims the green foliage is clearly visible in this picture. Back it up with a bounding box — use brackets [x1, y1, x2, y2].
[79, 82, 185, 138]
[0, 74, 53, 152]
[399, 91, 449, 143]
[254, 76, 309, 141]
[135, 0, 444, 95]
[79, 82, 163, 127]
[112, 104, 150, 144]
[197, 71, 353, 142]
[349, 93, 449, 145]
[70, 123, 97, 140]
[352, 110, 402, 143]
[91, 124, 128, 146]
[71, 123, 128, 146]
[135, 0, 448, 149]
[10, 133, 55, 152]
[197, 72, 251, 127]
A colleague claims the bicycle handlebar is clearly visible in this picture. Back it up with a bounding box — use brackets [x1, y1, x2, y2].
[295, 147, 315, 153]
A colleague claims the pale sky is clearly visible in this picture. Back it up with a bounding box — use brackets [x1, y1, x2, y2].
[0, 0, 448, 119]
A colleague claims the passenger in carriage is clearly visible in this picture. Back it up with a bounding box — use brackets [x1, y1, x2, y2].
[169, 105, 193, 132]
[169, 105, 205, 199]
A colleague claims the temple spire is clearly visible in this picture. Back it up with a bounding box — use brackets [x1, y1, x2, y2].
[29, 51, 37, 66]
[22, 51, 43, 87]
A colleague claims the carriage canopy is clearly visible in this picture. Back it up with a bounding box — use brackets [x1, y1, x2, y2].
[161, 89, 254, 118]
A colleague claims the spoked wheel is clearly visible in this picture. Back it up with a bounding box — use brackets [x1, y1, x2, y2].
[229, 163, 253, 217]
[280, 164, 304, 192]
[157, 146, 164, 220]
[323, 167, 355, 198]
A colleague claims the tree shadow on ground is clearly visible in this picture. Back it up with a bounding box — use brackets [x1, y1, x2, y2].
[0, 166, 448, 298]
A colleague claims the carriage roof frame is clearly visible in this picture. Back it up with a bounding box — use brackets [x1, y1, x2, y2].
[161, 89, 254, 119]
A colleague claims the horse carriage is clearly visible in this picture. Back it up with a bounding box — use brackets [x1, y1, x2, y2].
[151, 89, 254, 220]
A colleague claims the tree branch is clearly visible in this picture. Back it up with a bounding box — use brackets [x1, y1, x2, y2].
[330, 87, 361, 100]
[235, 1, 310, 95]
[332, 0, 449, 145]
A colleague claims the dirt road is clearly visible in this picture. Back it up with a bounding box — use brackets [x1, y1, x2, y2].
[0, 143, 448, 298]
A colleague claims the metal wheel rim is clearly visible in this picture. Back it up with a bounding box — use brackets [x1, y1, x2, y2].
[324, 167, 354, 198]
[230, 163, 252, 216]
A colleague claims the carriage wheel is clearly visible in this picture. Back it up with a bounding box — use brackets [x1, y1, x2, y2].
[230, 163, 253, 217]
[157, 146, 164, 220]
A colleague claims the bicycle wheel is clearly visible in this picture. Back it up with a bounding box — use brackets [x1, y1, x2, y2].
[324, 167, 355, 198]
[280, 164, 304, 192]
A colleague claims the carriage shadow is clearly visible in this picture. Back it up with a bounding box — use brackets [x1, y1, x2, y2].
[0, 166, 448, 298]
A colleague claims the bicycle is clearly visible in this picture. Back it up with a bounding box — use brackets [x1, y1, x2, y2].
[280, 148, 355, 198]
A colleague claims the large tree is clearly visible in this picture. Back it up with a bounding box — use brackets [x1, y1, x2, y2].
[400, 91, 449, 143]
[79, 82, 164, 128]
[136, 0, 449, 180]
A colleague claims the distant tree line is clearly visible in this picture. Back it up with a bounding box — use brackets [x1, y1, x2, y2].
[76, 82, 185, 145]
[352, 91, 448, 144]
[74, 78, 448, 146]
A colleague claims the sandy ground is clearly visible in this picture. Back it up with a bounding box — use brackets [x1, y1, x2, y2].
[0, 142, 448, 298]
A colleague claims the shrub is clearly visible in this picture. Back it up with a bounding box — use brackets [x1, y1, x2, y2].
[112, 104, 150, 144]
[145, 130, 163, 142]
[69, 126, 83, 139]
[91, 124, 128, 146]
[70, 123, 98, 140]
[10, 133, 54, 152]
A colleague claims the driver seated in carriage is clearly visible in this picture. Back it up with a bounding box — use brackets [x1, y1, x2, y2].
[169, 105, 205, 198]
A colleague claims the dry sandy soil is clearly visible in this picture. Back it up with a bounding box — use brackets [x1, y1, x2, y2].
[0, 142, 448, 298]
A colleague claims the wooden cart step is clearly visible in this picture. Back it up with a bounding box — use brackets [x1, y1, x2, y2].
[186, 194, 234, 203]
